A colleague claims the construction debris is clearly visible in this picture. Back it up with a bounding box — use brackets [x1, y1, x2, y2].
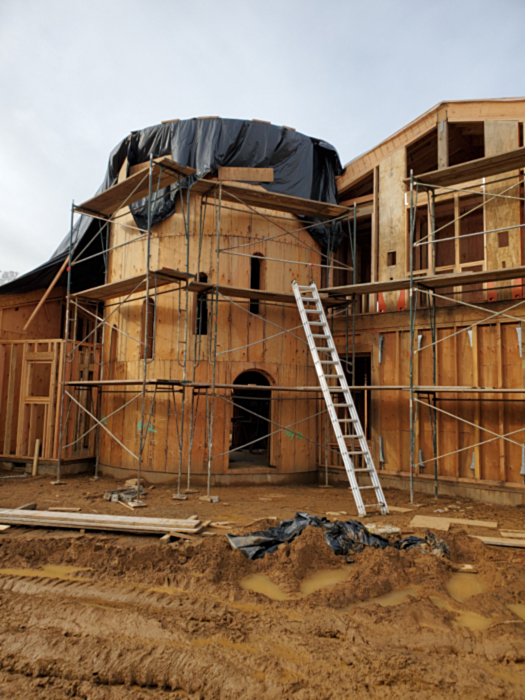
[228, 512, 449, 560]
[103, 486, 146, 504]
[199, 495, 219, 503]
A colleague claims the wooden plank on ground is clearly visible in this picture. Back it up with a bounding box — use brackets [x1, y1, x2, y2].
[472, 535, 525, 548]
[0, 509, 203, 535]
[48, 507, 81, 512]
[388, 505, 417, 513]
[410, 514, 498, 531]
[500, 530, 525, 539]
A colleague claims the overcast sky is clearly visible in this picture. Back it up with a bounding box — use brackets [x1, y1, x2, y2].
[1, 0, 524, 276]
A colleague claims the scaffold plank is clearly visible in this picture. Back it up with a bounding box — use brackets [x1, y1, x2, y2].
[73, 268, 193, 301]
[75, 158, 196, 217]
[407, 145, 525, 188]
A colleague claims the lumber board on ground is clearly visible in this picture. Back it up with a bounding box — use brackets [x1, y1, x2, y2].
[472, 535, 525, 548]
[407, 145, 525, 187]
[410, 514, 498, 531]
[0, 509, 203, 535]
[218, 167, 274, 183]
[500, 530, 525, 539]
[75, 158, 196, 217]
[74, 268, 193, 301]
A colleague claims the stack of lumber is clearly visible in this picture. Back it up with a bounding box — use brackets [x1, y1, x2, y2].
[0, 509, 209, 536]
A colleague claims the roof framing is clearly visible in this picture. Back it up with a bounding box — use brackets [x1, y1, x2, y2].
[337, 98, 525, 196]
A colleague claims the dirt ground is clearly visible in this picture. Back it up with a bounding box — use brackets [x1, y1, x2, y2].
[0, 473, 524, 699]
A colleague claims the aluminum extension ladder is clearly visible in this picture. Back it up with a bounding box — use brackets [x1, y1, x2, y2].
[292, 280, 388, 517]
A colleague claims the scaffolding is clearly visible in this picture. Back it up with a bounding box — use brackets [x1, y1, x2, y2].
[52, 141, 525, 506]
[407, 159, 525, 502]
[54, 155, 372, 503]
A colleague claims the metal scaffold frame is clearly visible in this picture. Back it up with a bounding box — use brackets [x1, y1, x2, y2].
[55, 155, 370, 502]
[407, 164, 525, 502]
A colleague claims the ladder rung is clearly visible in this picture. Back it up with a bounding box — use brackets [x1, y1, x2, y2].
[363, 503, 384, 509]
[345, 451, 365, 455]
[304, 309, 322, 314]
[315, 347, 333, 352]
[297, 285, 313, 290]
[319, 360, 338, 364]
[353, 468, 373, 472]
[358, 485, 378, 490]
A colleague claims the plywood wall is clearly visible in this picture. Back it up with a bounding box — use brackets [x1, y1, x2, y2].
[98, 193, 324, 478]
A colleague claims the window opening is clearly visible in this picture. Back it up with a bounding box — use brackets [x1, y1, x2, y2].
[141, 297, 155, 360]
[250, 254, 264, 314]
[195, 272, 209, 335]
[406, 128, 438, 177]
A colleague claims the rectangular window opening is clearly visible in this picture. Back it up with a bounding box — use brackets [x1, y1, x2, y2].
[141, 297, 155, 360]
[249, 255, 264, 315]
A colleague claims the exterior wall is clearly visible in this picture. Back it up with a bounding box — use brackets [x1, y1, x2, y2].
[331, 105, 525, 500]
[0, 288, 64, 341]
[98, 189, 324, 481]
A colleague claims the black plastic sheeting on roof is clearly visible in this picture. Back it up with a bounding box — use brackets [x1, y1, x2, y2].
[226, 512, 450, 560]
[2, 118, 344, 296]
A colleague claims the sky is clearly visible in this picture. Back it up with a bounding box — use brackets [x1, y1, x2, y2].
[1, 0, 525, 276]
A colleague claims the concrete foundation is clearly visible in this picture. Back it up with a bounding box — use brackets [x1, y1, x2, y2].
[323, 468, 525, 507]
[98, 463, 318, 487]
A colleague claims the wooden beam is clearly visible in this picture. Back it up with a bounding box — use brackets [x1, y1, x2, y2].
[23, 256, 69, 332]
[218, 167, 274, 183]
[407, 145, 525, 188]
[438, 117, 449, 169]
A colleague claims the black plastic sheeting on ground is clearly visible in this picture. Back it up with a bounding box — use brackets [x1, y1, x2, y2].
[3, 119, 344, 296]
[227, 512, 449, 561]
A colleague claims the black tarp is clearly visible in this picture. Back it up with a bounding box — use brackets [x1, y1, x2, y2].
[2, 118, 343, 296]
[226, 512, 450, 560]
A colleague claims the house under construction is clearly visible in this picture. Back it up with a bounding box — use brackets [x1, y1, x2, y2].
[1, 98, 525, 508]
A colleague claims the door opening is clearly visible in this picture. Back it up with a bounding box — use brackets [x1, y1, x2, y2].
[229, 371, 272, 469]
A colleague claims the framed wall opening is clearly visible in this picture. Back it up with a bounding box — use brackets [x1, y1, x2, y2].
[406, 128, 438, 177]
[195, 272, 209, 336]
[249, 254, 264, 314]
[229, 370, 272, 469]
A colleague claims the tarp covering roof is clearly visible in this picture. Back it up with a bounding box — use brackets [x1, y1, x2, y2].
[2, 118, 343, 295]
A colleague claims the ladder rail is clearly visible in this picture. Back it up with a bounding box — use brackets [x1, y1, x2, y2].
[292, 280, 388, 516]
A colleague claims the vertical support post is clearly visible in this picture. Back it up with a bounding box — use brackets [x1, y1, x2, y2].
[54, 203, 75, 485]
[409, 171, 416, 503]
[176, 178, 192, 497]
[206, 184, 222, 496]
[32, 438, 40, 477]
[137, 155, 154, 491]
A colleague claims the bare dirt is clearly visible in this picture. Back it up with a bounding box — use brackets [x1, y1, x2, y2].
[0, 474, 524, 698]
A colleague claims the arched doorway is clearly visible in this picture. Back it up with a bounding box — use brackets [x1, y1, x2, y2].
[229, 371, 272, 469]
